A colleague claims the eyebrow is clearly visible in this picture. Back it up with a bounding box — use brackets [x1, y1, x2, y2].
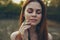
[28, 8, 42, 10]
[37, 9, 42, 10]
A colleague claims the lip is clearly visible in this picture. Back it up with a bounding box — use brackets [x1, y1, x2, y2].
[30, 19, 37, 22]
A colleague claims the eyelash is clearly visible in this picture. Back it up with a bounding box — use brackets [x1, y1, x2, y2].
[27, 9, 33, 13]
[36, 11, 42, 14]
[27, 9, 42, 14]
[28, 11, 33, 13]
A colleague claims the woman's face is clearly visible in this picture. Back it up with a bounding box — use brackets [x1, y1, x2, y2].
[24, 2, 42, 26]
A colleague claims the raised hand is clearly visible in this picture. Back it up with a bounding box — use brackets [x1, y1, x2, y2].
[19, 20, 31, 35]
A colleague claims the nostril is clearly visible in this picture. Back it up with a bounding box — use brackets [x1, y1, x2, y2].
[32, 15, 36, 17]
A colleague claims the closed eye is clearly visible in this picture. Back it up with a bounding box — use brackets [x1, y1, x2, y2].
[36, 9, 42, 14]
[27, 8, 33, 13]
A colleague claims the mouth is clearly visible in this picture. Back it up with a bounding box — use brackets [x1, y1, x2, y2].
[30, 19, 37, 22]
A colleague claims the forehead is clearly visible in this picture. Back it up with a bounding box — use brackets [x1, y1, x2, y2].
[25, 2, 42, 10]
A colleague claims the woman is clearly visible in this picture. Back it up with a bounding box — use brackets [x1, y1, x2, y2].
[10, 0, 52, 40]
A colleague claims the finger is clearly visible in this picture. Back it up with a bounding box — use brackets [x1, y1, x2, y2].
[25, 20, 31, 24]
[24, 25, 31, 30]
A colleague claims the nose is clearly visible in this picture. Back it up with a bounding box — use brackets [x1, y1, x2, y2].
[32, 11, 36, 17]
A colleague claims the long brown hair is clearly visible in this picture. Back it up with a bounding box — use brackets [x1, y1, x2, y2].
[19, 0, 48, 40]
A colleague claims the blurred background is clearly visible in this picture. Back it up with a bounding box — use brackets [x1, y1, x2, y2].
[0, 0, 60, 40]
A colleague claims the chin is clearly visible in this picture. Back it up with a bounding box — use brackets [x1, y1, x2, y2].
[31, 23, 38, 26]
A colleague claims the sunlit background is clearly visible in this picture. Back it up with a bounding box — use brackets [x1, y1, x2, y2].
[0, 0, 60, 40]
[12, 0, 22, 4]
[11, 0, 26, 4]
[0, 0, 59, 7]
[0, 0, 51, 6]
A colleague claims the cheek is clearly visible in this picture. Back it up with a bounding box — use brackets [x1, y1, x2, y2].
[24, 13, 31, 20]
[37, 14, 42, 23]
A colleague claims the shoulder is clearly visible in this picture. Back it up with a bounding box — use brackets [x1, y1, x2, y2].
[10, 31, 19, 40]
[48, 33, 53, 40]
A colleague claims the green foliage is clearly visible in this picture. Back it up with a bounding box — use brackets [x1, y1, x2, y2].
[0, 2, 22, 19]
[47, 7, 60, 22]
